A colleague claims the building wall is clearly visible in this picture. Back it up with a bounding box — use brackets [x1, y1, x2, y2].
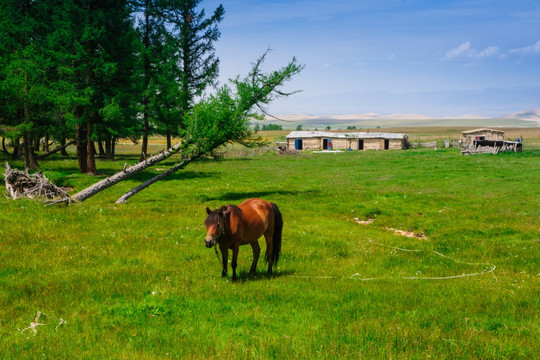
[288, 137, 404, 151]
[462, 130, 504, 145]
[388, 139, 404, 150]
[363, 139, 381, 150]
[329, 138, 349, 150]
[303, 138, 320, 150]
[288, 138, 320, 150]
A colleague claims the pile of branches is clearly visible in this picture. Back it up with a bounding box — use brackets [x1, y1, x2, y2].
[4, 162, 71, 204]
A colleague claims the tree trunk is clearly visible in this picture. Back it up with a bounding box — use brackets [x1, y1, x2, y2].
[22, 134, 40, 171]
[76, 124, 88, 173]
[11, 138, 20, 160]
[140, 6, 151, 162]
[37, 140, 75, 160]
[86, 122, 97, 175]
[43, 133, 49, 152]
[166, 132, 172, 150]
[22, 81, 39, 170]
[97, 140, 105, 157]
[104, 135, 113, 159]
[33, 136, 40, 153]
[116, 158, 195, 204]
[1, 137, 9, 155]
[60, 138, 69, 156]
[140, 120, 149, 162]
[71, 141, 186, 202]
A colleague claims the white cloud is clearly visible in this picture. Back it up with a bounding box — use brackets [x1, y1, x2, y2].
[444, 42, 499, 60]
[478, 46, 499, 58]
[445, 41, 472, 60]
[353, 62, 367, 67]
[510, 41, 540, 54]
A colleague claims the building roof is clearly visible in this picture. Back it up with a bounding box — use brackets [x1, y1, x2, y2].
[462, 128, 504, 135]
[286, 131, 407, 140]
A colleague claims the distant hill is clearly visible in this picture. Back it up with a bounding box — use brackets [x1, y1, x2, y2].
[500, 108, 540, 121]
[266, 111, 539, 129]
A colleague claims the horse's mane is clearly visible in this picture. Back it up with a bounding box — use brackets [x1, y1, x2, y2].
[205, 205, 241, 226]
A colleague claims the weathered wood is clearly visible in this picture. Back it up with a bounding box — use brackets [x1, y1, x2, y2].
[70, 142, 185, 202]
[4, 162, 70, 202]
[115, 157, 196, 204]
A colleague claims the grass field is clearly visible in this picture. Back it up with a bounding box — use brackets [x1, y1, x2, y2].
[1, 129, 539, 359]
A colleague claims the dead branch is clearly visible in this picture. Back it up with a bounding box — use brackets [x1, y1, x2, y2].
[4, 162, 71, 203]
[70, 142, 185, 203]
[115, 157, 196, 204]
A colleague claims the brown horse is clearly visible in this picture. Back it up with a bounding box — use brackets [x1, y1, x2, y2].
[204, 198, 283, 281]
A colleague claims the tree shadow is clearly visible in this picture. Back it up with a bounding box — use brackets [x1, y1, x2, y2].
[199, 189, 318, 202]
[127, 170, 217, 183]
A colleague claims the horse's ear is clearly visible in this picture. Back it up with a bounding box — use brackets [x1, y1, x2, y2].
[206, 207, 212, 215]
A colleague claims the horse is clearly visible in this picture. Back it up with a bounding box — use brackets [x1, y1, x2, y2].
[204, 198, 283, 281]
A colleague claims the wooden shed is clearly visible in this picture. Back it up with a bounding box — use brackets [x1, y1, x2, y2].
[286, 131, 409, 151]
[461, 128, 504, 146]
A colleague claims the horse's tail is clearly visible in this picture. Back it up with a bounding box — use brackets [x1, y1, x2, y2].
[270, 202, 283, 265]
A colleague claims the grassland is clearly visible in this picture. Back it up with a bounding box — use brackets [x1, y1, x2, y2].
[1, 129, 539, 359]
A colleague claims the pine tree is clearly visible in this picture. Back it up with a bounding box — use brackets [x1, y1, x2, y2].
[48, 0, 137, 173]
[164, 0, 224, 132]
[0, 0, 54, 170]
[132, 0, 167, 160]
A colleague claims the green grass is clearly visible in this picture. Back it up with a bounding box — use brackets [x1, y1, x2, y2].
[1, 144, 539, 359]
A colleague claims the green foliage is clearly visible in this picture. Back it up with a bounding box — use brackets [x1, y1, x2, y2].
[162, 0, 225, 129]
[296, 124, 303, 131]
[179, 52, 303, 159]
[0, 1, 302, 175]
[0, 147, 539, 358]
[261, 124, 283, 131]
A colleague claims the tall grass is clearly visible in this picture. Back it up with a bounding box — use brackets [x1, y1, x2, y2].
[0, 142, 539, 359]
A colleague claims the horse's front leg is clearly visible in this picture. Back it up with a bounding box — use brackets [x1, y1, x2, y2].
[231, 244, 240, 281]
[219, 245, 228, 277]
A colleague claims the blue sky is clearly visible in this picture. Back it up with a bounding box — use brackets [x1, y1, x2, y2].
[201, 0, 540, 117]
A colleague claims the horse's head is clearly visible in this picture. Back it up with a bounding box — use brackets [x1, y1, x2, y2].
[204, 206, 229, 248]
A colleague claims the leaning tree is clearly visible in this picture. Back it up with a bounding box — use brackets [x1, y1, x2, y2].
[68, 52, 304, 204]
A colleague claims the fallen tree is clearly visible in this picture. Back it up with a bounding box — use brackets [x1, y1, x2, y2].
[70, 142, 186, 202]
[115, 158, 194, 204]
[57, 52, 304, 204]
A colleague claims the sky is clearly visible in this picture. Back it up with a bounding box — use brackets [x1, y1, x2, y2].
[200, 0, 540, 117]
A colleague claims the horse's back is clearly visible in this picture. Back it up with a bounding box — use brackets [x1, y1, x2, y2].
[235, 198, 273, 235]
[238, 198, 273, 217]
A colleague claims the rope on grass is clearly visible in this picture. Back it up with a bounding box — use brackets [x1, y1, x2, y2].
[369, 240, 497, 280]
[287, 240, 496, 281]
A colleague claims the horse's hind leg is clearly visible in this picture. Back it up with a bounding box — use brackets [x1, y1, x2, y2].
[264, 229, 274, 275]
[250, 240, 261, 274]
